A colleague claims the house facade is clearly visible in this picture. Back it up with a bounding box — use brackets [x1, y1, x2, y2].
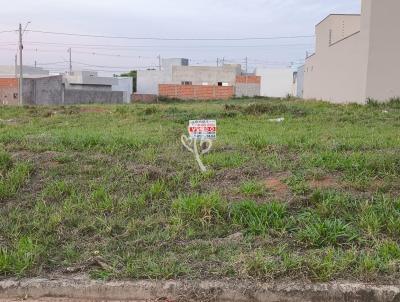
[136, 58, 260, 100]
[303, 0, 400, 103]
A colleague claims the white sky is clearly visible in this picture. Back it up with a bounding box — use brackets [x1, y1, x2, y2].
[0, 0, 361, 75]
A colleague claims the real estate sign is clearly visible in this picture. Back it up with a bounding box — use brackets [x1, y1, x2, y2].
[188, 120, 217, 140]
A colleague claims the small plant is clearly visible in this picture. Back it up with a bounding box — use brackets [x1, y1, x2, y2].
[366, 98, 381, 107]
[306, 248, 356, 282]
[0, 150, 13, 175]
[230, 200, 288, 235]
[0, 162, 32, 200]
[146, 180, 169, 200]
[297, 214, 358, 248]
[0, 237, 40, 276]
[239, 181, 265, 197]
[114, 106, 130, 115]
[245, 250, 278, 278]
[142, 106, 158, 115]
[42, 180, 74, 202]
[388, 97, 400, 108]
[286, 174, 310, 195]
[247, 134, 270, 151]
[172, 193, 227, 226]
[91, 186, 113, 213]
[124, 252, 190, 279]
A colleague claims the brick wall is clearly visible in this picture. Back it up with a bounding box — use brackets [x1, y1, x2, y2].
[0, 78, 18, 88]
[0, 78, 18, 105]
[236, 75, 261, 84]
[159, 84, 234, 100]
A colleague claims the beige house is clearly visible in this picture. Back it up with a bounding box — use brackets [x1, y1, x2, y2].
[303, 0, 400, 104]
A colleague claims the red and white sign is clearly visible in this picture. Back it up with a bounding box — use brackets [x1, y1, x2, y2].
[188, 120, 217, 140]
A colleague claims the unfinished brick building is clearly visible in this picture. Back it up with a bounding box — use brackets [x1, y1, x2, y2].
[136, 58, 261, 101]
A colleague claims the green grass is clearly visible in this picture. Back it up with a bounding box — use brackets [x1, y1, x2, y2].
[0, 98, 399, 282]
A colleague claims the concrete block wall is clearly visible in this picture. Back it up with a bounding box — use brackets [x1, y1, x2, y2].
[159, 84, 234, 100]
[64, 89, 124, 105]
[25, 76, 64, 105]
[235, 76, 261, 97]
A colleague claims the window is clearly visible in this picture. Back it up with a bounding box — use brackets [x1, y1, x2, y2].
[181, 81, 192, 85]
[218, 82, 223, 86]
[13, 93, 18, 99]
[218, 82, 229, 87]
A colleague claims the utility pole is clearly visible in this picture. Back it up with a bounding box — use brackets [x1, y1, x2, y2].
[217, 58, 219, 67]
[18, 23, 23, 106]
[222, 57, 225, 66]
[158, 55, 161, 71]
[14, 54, 17, 78]
[245, 57, 248, 74]
[68, 48, 72, 74]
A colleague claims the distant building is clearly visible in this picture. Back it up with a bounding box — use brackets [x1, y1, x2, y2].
[255, 68, 295, 98]
[63, 71, 132, 104]
[136, 58, 260, 100]
[64, 71, 118, 91]
[0, 68, 131, 105]
[303, 0, 400, 103]
[0, 75, 63, 106]
[0, 65, 49, 78]
[0, 65, 52, 105]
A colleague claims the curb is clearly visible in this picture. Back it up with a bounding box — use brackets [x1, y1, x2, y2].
[0, 278, 400, 302]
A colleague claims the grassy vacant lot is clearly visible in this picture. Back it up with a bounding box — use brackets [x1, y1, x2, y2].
[0, 98, 399, 283]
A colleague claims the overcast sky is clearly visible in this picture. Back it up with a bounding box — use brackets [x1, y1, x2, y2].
[0, 0, 361, 75]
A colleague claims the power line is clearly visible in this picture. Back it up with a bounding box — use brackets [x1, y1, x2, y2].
[45, 66, 153, 73]
[0, 30, 17, 35]
[36, 61, 68, 66]
[25, 29, 314, 41]
[72, 60, 158, 70]
[20, 41, 314, 49]
[72, 50, 154, 59]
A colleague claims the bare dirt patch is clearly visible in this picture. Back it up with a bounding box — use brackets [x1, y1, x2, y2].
[126, 163, 166, 180]
[309, 175, 339, 190]
[265, 175, 291, 200]
[202, 168, 293, 203]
